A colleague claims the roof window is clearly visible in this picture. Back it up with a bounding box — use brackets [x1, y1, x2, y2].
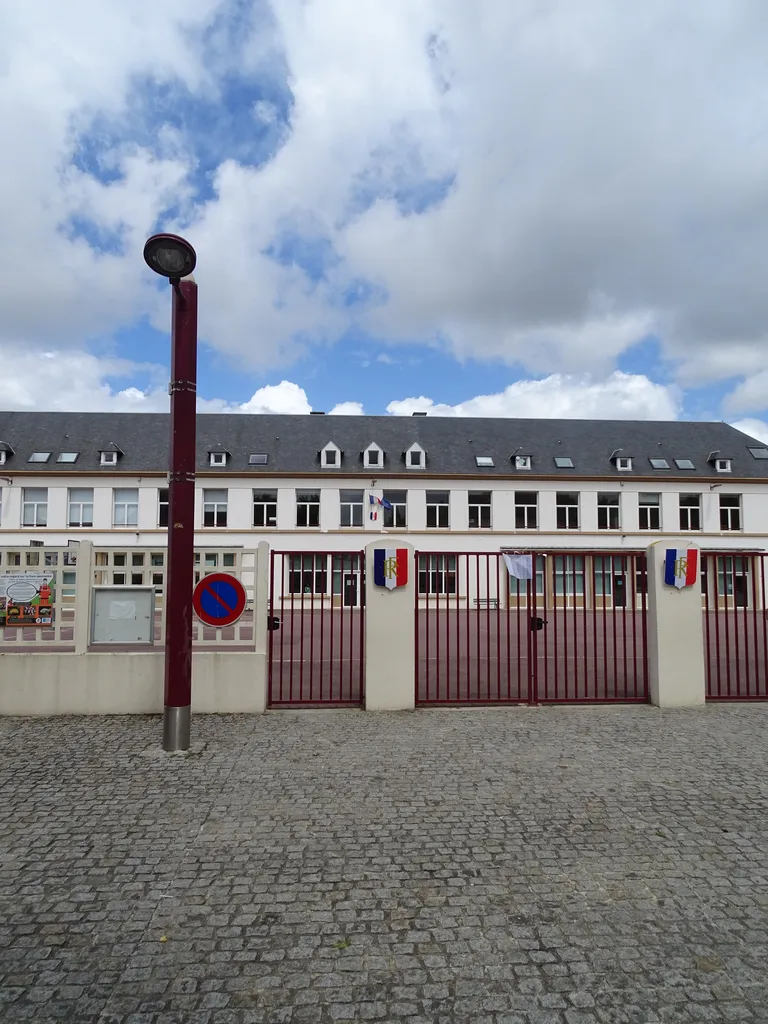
[649, 458, 669, 470]
[475, 456, 494, 467]
[747, 446, 768, 459]
[249, 453, 268, 466]
[57, 452, 79, 463]
[675, 459, 695, 470]
[28, 452, 51, 463]
[554, 456, 573, 468]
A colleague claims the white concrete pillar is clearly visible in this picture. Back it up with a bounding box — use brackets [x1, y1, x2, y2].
[250, 541, 269, 713]
[364, 540, 415, 710]
[646, 539, 706, 707]
[73, 540, 94, 655]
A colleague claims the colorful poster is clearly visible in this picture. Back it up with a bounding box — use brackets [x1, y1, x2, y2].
[0, 573, 55, 626]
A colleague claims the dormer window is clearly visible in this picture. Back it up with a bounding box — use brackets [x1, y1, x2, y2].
[0, 443, 13, 466]
[405, 443, 425, 469]
[209, 451, 228, 467]
[515, 455, 531, 470]
[715, 458, 732, 473]
[321, 443, 341, 468]
[616, 457, 632, 471]
[100, 449, 120, 466]
[363, 444, 383, 469]
[0, 452, 6, 466]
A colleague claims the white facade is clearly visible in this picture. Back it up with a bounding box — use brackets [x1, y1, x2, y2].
[0, 474, 763, 552]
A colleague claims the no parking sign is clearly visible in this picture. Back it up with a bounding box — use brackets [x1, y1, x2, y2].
[192, 573, 247, 627]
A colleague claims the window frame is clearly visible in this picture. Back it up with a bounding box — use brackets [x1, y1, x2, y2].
[22, 487, 48, 527]
[649, 458, 669, 470]
[406, 446, 425, 469]
[719, 493, 741, 531]
[321, 445, 340, 468]
[417, 554, 457, 595]
[514, 455, 532, 470]
[553, 456, 574, 469]
[597, 492, 620, 530]
[514, 491, 538, 530]
[202, 488, 228, 528]
[679, 493, 701, 531]
[100, 450, 118, 466]
[638, 492, 661, 531]
[468, 491, 492, 529]
[383, 490, 407, 529]
[715, 458, 732, 474]
[615, 457, 632, 472]
[555, 491, 579, 530]
[67, 487, 94, 528]
[426, 491, 450, 529]
[253, 489, 278, 528]
[57, 452, 79, 464]
[296, 490, 320, 528]
[112, 487, 139, 528]
[158, 488, 169, 528]
[363, 446, 383, 469]
[339, 489, 364, 528]
[288, 554, 328, 595]
[249, 453, 268, 466]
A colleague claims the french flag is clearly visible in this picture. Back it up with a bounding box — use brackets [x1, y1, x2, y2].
[664, 548, 698, 589]
[373, 548, 409, 590]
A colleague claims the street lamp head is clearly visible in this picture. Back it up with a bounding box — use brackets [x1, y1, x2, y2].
[143, 233, 196, 280]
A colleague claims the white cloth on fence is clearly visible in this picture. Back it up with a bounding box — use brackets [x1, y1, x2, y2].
[502, 553, 533, 580]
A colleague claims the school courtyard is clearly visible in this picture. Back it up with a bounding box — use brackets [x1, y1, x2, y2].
[1, 705, 767, 1023]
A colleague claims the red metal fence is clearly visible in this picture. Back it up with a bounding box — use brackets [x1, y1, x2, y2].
[268, 550, 365, 706]
[702, 552, 768, 700]
[415, 551, 648, 705]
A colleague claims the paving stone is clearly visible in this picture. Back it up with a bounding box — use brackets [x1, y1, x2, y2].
[1, 706, 767, 1022]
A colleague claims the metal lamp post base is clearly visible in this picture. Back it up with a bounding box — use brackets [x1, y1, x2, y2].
[163, 705, 191, 751]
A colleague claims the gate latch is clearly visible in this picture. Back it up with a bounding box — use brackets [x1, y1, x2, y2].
[530, 616, 547, 632]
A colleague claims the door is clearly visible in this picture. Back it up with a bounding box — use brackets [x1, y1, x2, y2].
[343, 573, 358, 607]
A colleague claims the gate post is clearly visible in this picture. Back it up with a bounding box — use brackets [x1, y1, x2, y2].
[252, 541, 270, 713]
[646, 540, 706, 707]
[364, 540, 415, 710]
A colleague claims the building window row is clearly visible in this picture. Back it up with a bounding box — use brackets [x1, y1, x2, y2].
[7, 486, 746, 532]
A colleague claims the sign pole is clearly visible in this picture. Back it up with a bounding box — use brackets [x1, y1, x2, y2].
[163, 277, 198, 751]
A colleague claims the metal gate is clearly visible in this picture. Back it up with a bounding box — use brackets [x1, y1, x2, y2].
[702, 552, 768, 699]
[268, 550, 365, 706]
[415, 551, 648, 704]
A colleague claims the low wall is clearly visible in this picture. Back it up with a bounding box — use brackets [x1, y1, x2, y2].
[0, 651, 266, 716]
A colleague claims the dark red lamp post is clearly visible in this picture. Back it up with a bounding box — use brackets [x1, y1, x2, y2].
[143, 233, 198, 751]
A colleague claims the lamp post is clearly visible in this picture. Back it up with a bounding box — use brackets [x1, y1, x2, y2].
[143, 233, 198, 751]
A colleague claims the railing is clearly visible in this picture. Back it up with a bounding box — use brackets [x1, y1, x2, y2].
[415, 551, 648, 704]
[702, 552, 768, 699]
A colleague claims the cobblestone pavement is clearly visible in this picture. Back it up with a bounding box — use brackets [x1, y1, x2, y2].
[1, 705, 768, 1024]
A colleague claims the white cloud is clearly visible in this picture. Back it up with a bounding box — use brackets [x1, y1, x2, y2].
[731, 419, 768, 445]
[4, 0, 768, 401]
[722, 371, 768, 415]
[328, 401, 365, 415]
[386, 371, 681, 420]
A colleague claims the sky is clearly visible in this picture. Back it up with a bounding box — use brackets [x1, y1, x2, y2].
[1, 0, 768, 442]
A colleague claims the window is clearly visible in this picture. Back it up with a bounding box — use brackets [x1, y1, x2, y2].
[253, 490, 277, 527]
[340, 490, 364, 527]
[57, 452, 79, 463]
[514, 491, 537, 529]
[249, 453, 268, 466]
[475, 456, 494, 468]
[28, 452, 51, 463]
[418, 554, 457, 595]
[288, 554, 327, 594]
[426, 491, 449, 528]
[0, 452, 5, 466]
[209, 452, 227, 467]
[468, 491, 491, 529]
[514, 455, 531, 470]
[556, 492, 579, 529]
[113, 488, 139, 527]
[554, 556, 585, 597]
[364, 446, 382, 468]
[675, 459, 695, 470]
[638, 493, 661, 530]
[158, 488, 169, 528]
[615, 457, 632, 471]
[554, 456, 573, 468]
[296, 490, 320, 527]
[0, 487, 2, 524]
[100, 450, 118, 466]
[22, 488, 47, 527]
[383, 490, 407, 528]
[203, 489, 228, 527]
[717, 556, 750, 607]
[68, 488, 93, 528]
[679, 494, 701, 531]
[321, 445, 340, 468]
[719, 494, 741, 531]
[747, 447, 768, 460]
[406, 446, 425, 469]
[649, 458, 669, 470]
[597, 492, 620, 530]
[715, 459, 732, 473]
[508, 555, 545, 597]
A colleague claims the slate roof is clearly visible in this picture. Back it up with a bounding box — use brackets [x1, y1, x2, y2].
[0, 411, 766, 480]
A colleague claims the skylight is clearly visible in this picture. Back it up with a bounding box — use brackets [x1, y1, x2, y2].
[649, 458, 669, 469]
[675, 459, 695, 470]
[57, 452, 79, 463]
[748, 447, 768, 459]
[554, 457, 573, 468]
[475, 456, 494, 467]
[249, 453, 268, 465]
[28, 452, 51, 463]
